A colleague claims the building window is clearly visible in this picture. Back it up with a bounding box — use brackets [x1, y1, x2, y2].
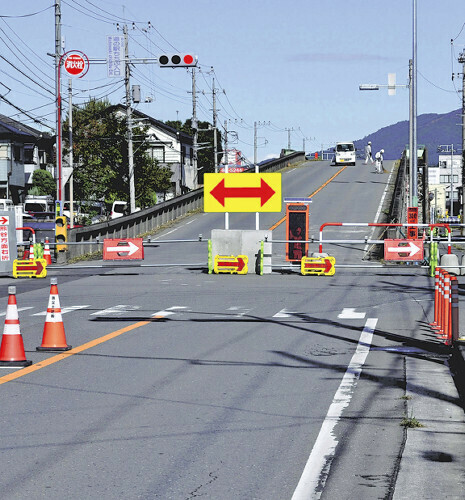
[24, 144, 35, 164]
[150, 146, 164, 162]
[13, 145, 21, 162]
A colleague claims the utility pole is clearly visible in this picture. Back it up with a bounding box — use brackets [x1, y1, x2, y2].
[409, 59, 413, 206]
[224, 120, 229, 230]
[212, 76, 218, 173]
[55, 0, 62, 212]
[124, 25, 136, 213]
[254, 121, 258, 167]
[68, 78, 74, 228]
[459, 50, 465, 228]
[411, 0, 418, 208]
[191, 68, 198, 188]
[285, 127, 294, 149]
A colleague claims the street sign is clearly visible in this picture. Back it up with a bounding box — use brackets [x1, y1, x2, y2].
[204, 173, 281, 212]
[103, 238, 144, 260]
[407, 207, 418, 239]
[63, 51, 89, 78]
[301, 256, 336, 276]
[107, 35, 125, 77]
[384, 239, 424, 261]
[214, 255, 248, 274]
[13, 259, 47, 279]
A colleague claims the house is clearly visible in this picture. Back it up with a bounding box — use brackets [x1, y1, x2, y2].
[111, 105, 196, 197]
[427, 154, 463, 216]
[0, 114, 54, 203]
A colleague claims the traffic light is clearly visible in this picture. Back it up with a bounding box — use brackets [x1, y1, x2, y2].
[286, 203, 309, 262]
[158, 54, 198, 68]
[55, 216, 68, 253]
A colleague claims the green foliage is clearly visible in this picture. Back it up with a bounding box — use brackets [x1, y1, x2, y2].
[30, 169, 56, 197]
[165, 118, 223, 183]
[63, 99, 172, 208]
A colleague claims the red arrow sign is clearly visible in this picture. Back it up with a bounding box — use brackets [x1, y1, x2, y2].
[0, 216, 9, 225]
[217, 257, 246, 272]
[210, 178, 276, 207]
[304, 259, 333, 273]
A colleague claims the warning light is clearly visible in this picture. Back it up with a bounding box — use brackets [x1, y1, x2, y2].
[286, 203, 309, 262]
[158, 54, 198, 68]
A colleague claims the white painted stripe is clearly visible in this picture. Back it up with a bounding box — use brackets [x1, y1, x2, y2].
[91, 305, 140, 317]
[33, 305, 90, 316]
[273, 308, 297, 318]
[292, 317, 378, 500]
[338, 308, 366, 319]
[0, 307, 33, 317]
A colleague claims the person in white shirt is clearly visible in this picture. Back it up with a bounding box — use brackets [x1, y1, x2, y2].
[374, 149, 384, 174]
[364, 141, 374, 165]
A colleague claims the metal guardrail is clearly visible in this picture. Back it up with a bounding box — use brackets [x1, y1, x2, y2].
[66, 152, 305, 260]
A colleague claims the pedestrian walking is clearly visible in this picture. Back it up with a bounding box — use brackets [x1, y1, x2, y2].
[364, 141, 374, 165]
[374, 149, 384, 173]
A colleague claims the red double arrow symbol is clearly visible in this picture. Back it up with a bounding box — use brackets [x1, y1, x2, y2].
[217, 257, 246, 272]
[210, 178, 276, 206]
[304, 259, 333, 273]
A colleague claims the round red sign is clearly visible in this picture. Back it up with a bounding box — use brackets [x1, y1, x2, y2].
[63, 53, 88, 77]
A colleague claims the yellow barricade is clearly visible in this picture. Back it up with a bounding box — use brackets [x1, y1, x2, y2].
[214, 255, 248, 274]
[13, 259, 48, 279]
[301, 256, 336, 276]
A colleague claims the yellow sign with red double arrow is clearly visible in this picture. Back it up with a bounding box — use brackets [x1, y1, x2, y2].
[13, 259, 48, 279]
[214, 255, 248, 274]
[204, 173, 281, 212]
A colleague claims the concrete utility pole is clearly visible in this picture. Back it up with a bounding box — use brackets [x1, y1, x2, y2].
[124, 25, 136, 214]
[55, 0, 62, 211]
[212, 76, 218, 173]
[191, 68, 198, 188]
[254, 121, 258, 167]
[224, 120, 229, 230]
[285, 127, 293, 149]
[68, 79, 74, 228]
[409, 59, 413, 206]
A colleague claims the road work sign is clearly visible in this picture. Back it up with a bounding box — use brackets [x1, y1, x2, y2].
[214, 255, 248, 274]
[103, 238, 144, 260]
[384, 239, 424, 261]
[204, 173, 281, 212]
[301, 256, 336, 276]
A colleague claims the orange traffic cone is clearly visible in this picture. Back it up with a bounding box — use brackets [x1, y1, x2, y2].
[43, 238, 52, 265]
[0, 286, 32, 367]
[36, 279, 71, 352]
[29, 241, 35, 261]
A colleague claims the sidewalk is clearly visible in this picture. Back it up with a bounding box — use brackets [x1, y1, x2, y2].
[392, 275, 465, 500]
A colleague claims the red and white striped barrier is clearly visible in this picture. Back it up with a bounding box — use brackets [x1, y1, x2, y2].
[430, 267, 459, 345]
[318, 222, 451, 254]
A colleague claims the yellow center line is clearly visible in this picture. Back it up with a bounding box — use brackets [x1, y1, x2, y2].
[268, 166, 347, 231]
[0, 319, 153, 386]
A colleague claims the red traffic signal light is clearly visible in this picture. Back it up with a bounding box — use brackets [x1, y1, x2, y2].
[286, 204, 309, 262]
[158, 54, 198, 68]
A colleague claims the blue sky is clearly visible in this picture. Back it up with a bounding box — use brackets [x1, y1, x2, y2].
[1, 0, 465, 163]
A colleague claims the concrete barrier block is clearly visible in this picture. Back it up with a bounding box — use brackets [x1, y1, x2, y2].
[440, 253, 460, 275]
[461, 255, 465, 276]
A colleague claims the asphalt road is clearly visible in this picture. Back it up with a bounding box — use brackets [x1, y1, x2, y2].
[0, 160, 440, 499]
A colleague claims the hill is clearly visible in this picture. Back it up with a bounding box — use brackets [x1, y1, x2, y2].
[353, 108, 463, 165]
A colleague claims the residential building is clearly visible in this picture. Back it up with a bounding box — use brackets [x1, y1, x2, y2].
[0, 114, 54, 203]
[427, 154, 463, 216]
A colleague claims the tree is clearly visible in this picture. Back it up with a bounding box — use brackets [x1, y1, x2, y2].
[63, 99, 172, 209]
[165, 119, 223, 183]
[30, 169, 56, 197]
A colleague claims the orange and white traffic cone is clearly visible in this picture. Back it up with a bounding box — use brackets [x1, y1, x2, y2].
[36, 279, 71, 352]
[0, 286, 32, 367]
[43, 238, 52, 265]
[29, 241, 35, 261]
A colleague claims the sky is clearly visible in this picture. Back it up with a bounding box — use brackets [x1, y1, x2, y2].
[1, 0, 465, 164]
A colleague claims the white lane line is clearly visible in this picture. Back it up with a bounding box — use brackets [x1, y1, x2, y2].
[273, 308, 298, 318]
[292, 317, 378, 500]
[337, 308, 366, 319]
[0, 307, 34, 317]
[33, 305, 90, 316]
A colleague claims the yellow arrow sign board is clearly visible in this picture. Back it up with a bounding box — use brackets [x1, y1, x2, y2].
[204, 173, 281, 212]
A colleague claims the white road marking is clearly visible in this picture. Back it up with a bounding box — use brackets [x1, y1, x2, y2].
[91, 305, 140, 317]
[227, 306, 252, 317]
[292, 317, 378, 500]
[0, 307, 34, 317]
[337, 308, 366, 319]
[273, 308, 298, 318]
[33, 305, 90, 316]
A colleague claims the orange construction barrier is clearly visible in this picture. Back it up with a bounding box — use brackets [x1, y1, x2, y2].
[43, 238, 52, 266]
[430, 268, 454, 345]
[36, 279, 71, 352]
[0, 286, 32, 367]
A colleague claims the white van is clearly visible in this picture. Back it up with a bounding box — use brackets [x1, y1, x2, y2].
[333, 142, 356, 166]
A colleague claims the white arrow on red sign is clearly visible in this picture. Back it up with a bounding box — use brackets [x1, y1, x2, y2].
[106, 241, 140, 256]
[386, 241, 421, 257]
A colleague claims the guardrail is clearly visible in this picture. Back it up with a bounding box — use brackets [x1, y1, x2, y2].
[66, 152, 305, 259]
